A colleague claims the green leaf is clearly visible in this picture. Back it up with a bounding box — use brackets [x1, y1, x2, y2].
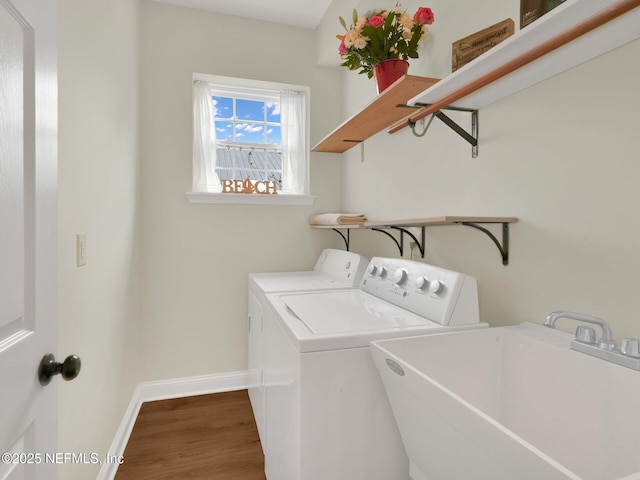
[352, 9, 358, 26]
[339, 16, 347, 30]
[384, 10, 396, 30]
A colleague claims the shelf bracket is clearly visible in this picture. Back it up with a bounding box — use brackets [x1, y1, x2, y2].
[457, 221, 511, 265]
[326, 220, 513, 265]
[331, 228, 350, 251]
[411, 104, 478, 158]
[370, 226, 426, 258]
[371, 228, 403, 255]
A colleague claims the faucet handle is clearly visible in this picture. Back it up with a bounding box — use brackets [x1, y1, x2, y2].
[575, 326, 597, 345]
[620, 338, 640, 358]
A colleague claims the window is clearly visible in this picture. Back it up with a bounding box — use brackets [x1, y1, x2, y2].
[190, 74, 313, 205]
[213, 93, 283, 188]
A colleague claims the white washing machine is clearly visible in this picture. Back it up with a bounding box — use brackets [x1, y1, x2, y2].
[248, 249, 369, 449]
[262, 257, 487, 480]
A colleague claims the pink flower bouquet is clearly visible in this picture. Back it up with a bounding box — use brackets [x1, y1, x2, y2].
[338, 4, 435, 78]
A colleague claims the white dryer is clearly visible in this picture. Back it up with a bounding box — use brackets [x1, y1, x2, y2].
[248, 249, 368, 449]
[262, 257, 487, 480]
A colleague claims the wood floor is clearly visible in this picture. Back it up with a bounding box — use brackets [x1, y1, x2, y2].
[114, 390, 266, 479]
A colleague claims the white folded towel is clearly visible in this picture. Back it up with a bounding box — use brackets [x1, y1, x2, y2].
[309, 213, 367, 226]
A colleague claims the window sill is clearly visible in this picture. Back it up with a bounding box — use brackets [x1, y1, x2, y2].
[186, 192, 316, 206]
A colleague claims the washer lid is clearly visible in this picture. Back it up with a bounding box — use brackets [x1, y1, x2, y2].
[281, 290, 433, 335]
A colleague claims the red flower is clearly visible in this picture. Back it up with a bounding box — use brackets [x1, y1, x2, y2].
[413, 7, 434, 25]
[368, 15, 385, 28]
[338, 36, 348, 56]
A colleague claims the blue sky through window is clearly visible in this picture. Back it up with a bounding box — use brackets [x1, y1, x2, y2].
[213, 96, 281, 145]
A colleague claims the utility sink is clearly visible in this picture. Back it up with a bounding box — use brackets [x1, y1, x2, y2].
[370, 322, 640, 480]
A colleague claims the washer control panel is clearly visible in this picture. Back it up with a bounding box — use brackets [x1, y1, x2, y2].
[360, 257, 479, 326]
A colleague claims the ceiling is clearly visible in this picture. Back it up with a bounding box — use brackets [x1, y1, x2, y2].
[150, 0, 334, 29]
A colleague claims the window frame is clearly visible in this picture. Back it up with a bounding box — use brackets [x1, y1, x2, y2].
[187, 73, 315, 206]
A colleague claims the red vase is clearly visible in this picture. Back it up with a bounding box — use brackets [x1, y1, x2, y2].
[372, 59, 409, 94]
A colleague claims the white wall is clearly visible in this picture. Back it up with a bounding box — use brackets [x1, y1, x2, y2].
[56, 2, 343, 475]
[58, 0, 142, 478]
[323, 0, 640, 340]
[138, 1, 344, 381]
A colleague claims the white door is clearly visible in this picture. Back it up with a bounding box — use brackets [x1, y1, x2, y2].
[0, 0, 60, 478]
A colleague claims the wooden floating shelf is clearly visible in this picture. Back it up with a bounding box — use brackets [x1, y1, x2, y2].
[313, 0, 640, 155]
[312, 216, 518, 265]
[390, 0, 640, 134]
[311, 75, 439, 153]
[311, 216, 517, 229]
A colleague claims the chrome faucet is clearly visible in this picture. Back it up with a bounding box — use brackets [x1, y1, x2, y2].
[544, 310, 616, 350]
[544, 310, 640, 371]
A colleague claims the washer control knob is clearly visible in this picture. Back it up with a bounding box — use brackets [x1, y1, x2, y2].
[415, 276, 429, 290]
[368, 264, 378, 276]
[392, 269, 408, 285]
[378, 267, 387, 278]
[428, 279, 443, 294]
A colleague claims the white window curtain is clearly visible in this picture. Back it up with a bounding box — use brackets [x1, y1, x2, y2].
[279, 90, 306, 195]
[193, 81, 222, 192]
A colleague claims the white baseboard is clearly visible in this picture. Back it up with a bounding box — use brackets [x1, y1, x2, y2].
[96, 370, 252, 480]
[136, 370, 253, 403]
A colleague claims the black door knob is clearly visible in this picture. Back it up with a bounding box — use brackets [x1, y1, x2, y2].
[38, 354, 81, 386]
